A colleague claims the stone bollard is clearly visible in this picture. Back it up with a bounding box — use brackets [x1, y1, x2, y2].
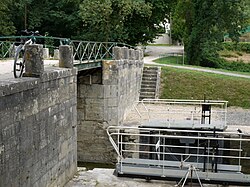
[53, 49, 59, 60]
[122, 47, 129, 60]
[59, 45, 73, 68]
[129, 49, 135, 60]
[113, 47, 122, 60]
[43, 48, 49, 59]
[23, 44, 44, 77]
[135, 50, 140, 60]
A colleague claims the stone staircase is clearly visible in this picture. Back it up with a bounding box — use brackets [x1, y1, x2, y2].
[139, 66, 161, 100]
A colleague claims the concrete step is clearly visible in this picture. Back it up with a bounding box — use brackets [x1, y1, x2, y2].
[140, 66, 160, 100]
[143, 70, 158, 75]
[141, 83, 157, 88]
[141, 79, 156, 85]
[140, 88, 156, 92]
[143, 68, 158, 72]
[142, 77, 157, 81]
[143, 66, 159, 71]
[141, 84, 156, 89]
[139, 92, 156, 96]
[142, 74, 158, 78]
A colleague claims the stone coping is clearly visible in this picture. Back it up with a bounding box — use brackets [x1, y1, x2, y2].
[0, 67, 77, 96]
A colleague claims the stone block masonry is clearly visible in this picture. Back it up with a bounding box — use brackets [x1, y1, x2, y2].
[0, 45, 77, 187]
[77, 47, 144, 163]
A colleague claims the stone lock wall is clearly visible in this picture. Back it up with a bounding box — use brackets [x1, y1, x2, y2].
[77, 47, 144, 163]
[0, 45, 77, 187]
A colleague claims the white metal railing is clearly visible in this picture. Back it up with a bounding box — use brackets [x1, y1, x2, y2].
[129, 99, 228, 129]
[107, 126, 250, 174]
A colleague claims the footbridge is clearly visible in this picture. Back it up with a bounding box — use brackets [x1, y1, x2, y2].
[0, 36, 135, 71]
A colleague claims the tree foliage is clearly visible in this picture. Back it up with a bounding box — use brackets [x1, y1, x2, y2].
[79, 0, 175, 45]
[79, 0, 132, 42]
[124, 0, 175, 45]
[8, 0, 82, 38]
[0, 0, 15, 35]
[172, 0, 249, 66]
[1, 0, 247, 52]
[1, 0, 173, 45]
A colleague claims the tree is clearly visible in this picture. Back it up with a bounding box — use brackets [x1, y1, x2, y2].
[124, 0, 175, 45]
[9, 0, 82, 37]
[0, 0, 15, 35]
[172, 0, 248, 66]
[5, 0, 174, 45]
[79, 0, 175, 45]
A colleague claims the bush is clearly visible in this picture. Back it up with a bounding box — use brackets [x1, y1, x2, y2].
[219, 50, 239, 58]
[201, 56, 250, 73]
[222, 42, 250, 53]
[200, 57, 224, 68]
[223, 61, 250, 72]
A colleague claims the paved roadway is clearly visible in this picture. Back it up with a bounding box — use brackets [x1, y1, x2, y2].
[0, 59, 58, 80]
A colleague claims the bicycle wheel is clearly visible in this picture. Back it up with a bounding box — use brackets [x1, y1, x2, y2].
[13, 46, 25, 78]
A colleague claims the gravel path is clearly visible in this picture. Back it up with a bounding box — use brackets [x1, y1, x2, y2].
[144, 46, 250, 79]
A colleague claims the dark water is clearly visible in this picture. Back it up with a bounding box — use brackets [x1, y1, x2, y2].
[239, 141, 250, 174]
[77, 162, 115, 170]
[227, 138, 250, 174]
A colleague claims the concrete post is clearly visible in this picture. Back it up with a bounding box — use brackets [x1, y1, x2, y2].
[139, 49, 144, 61]
[122, 47, 129, 60]
[43, 48, 49, 59]
[23, 44, 44, 77]
[135, 50, 140, 60]
[129, 49, 135, 60]
[59, 45, 73, 68]
[113, 47, 122, 60]
[53, 49, 59, 60]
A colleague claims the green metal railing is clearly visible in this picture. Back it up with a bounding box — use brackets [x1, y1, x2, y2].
[0, 36, 133, 64]
[0, 41, 13, 58]
[70, 40, 132, 63]
[0, 35, 70, 59]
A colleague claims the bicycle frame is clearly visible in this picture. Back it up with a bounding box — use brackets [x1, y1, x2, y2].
[13, 37, 35, 78]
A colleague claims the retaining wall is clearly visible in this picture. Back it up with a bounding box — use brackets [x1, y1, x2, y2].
[0, 45, 77, 187]
[227, 108, 250, 126]
[77, 47, 144, 163]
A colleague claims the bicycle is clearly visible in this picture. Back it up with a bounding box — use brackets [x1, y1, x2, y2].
[13, 30, 40, 78]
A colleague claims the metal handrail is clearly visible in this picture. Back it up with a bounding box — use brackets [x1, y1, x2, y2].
[130, 99, 228, 128]
[0, 36, 68, 59]
[70, 40, 133, 63]
[107, 125, 250, 174]
[0, 36, 134, 62]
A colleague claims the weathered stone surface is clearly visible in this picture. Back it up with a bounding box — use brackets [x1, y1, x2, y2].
[59, 45, 73, 68]
[65, 168, 177, 187]
[43, 48, 49, 59]
[54, 49, 59, 60]
[129, 49, 136, 60]
[112, 47, 122, 60]
[77, 47, 144, 163]
[122, 47, 129, 59]
[0, 67, 77, 187]
[23, 44, 44, 77]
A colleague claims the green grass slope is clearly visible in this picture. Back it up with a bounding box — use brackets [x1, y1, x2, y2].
[160, 67, 250, 108]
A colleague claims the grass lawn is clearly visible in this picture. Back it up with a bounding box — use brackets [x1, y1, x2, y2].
[155, 56, 250, 76]
[160, 67, 250, 108]
[156, 55, 185, 65]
